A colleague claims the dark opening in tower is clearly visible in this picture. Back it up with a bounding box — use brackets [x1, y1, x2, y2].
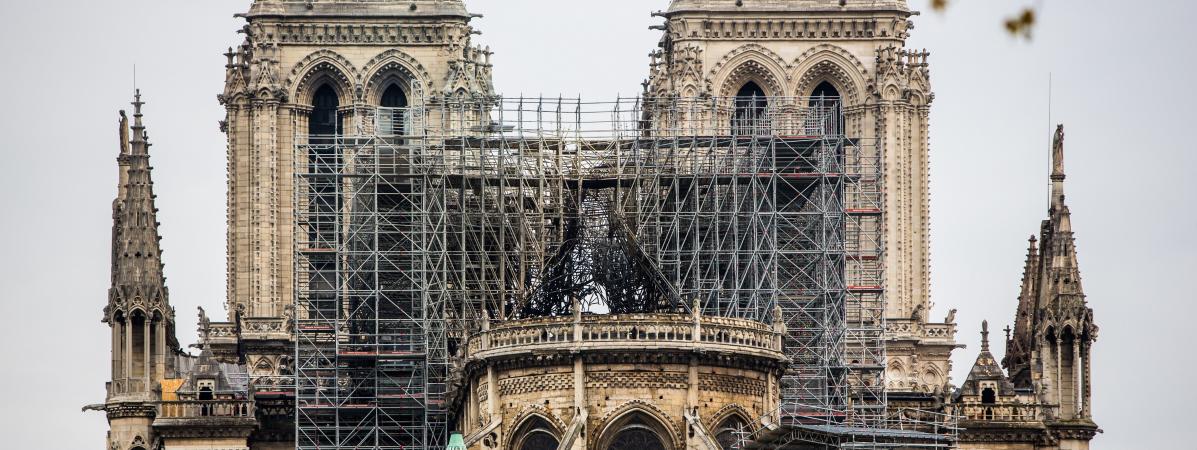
[379, 83, 408, 136]
[309, 84, 341, 137]
[981, 387, 996, 404]
[306, 83, 341, 320]
[809, 81, 842, 135]
[733, 81, 768, 135]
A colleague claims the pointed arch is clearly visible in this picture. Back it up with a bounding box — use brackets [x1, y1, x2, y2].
[287, 50, 358, 106]
[919, 363, 945, 392]
[887, 359, 908, 388]
[710, 45, 790, 98]
[508, 408, 563, 450]
[791, 45, 869, 105]
[706, 403, 753, 450]
[594, 400, 681, 450]
[362, 49, 432, 106]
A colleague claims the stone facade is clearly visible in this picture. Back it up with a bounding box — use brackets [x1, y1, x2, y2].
[646, 0, 956, 408]
[88, 1, 1102, 449]
[221, 0, 492, 323]
[455, 308, 784, 450]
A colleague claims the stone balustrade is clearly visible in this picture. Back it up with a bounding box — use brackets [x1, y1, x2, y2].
[106, 378, 148, 397]
[954, 403, 1056, 423]
[885, 319, 957, 341]
[158, 399, 255, 419]
[466, 313, 784, 361]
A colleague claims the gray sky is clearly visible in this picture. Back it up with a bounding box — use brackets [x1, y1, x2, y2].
[0, 1, 1191, 448]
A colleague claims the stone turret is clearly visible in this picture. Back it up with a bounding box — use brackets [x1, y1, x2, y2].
[953, 125, 1100, 450]
[99, 90, 182, 450]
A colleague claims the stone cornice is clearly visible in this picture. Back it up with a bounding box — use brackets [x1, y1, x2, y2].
[105, 401, 157, 419]
[665, 14, 911, 42]
[153, 417, 257, 439]
[259, 21, 471, 46]
[247, 1, 471, 21]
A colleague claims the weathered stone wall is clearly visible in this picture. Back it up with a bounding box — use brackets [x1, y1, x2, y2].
[458, 314, 783, 450]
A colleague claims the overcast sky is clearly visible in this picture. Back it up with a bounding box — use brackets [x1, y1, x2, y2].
[0, 1, 1192, 448]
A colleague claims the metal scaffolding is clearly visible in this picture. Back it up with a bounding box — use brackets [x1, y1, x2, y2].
[293, 95, 887, 449]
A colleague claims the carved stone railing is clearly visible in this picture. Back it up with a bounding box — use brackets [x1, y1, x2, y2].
[240, 317, 291, 340]
[466, 313, 784, 362]
[923, 323, 957, 340]
[885, 319, 957, 343]
[208, 322, 238, 342]
[157, 399, 255, 419]
[954, 403, 1056, 423]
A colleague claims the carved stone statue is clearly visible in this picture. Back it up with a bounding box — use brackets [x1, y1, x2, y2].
[1052, 124, 1065, 177]
[197, 306, 211, 344]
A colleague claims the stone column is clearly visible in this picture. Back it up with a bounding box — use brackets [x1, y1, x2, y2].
[124, 318, 133, 389]
[112, 320, 122, 381]
[143, 317, 151, 388]
[1073, 338, 1081, 417]
[486, 366, 498, 423]
[155, 319, 167, 380]
[1082, 342, 1092, 418]
[1054, 338, 1062, 410]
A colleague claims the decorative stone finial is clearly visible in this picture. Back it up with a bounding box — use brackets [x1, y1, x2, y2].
[981, 320, 990, 352]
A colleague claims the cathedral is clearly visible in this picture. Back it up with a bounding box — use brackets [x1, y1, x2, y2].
[88, 1, 1099, 449]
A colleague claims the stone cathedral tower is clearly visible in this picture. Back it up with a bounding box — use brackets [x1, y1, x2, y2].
[646, 0, 957, 408]
[99, 92, 183, 450]
[216, 0, 493, 386]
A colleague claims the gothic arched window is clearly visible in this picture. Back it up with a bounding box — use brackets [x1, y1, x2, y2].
[511, 416, 559, 450]
[517, 431, 558, 450]
[607, 428, 666, 450]
[601, 413, 671, 450]
[381, 84, 408, 108]
[306, 82, 341, 317]
[808, 81, 842, 136]
[378, 84, 408, 136]
[309, 84, 341, 137]
[732, 81, 768, 136]
[714, 415, 748, 450]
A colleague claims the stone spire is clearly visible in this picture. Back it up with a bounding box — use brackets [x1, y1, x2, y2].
[1000, 123, 1096, 425]
[108, 90, 169, 309]
[98, 93, 182, 450]
[104, 90, 178, 357]
[1003, 235, 1038, 386]
[1042, 125, 1084, 302]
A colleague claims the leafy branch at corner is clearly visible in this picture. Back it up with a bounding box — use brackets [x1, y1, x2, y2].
[930, 0, 1037, 39]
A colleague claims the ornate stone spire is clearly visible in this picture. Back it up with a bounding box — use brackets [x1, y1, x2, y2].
[1043, 125, 1084, 301]
[106, 90, 176, 340]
